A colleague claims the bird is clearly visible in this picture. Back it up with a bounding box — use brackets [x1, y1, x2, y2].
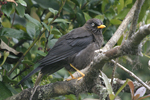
[17, 18, 106, 86]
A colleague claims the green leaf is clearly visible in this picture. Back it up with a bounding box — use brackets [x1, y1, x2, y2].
[15, 3, 25, 17]
[32, 0, 59, 9]
[51, 28, 62, 35]
[48, 34, 54, 40]
[42, 22, 50, 31]
[102, 1, 107, 13]
[33, 63, 41, 69]
[1, 3, 13, 17]
[45, 30, 49, 38]
[125, 0, 132, 7]
[146, 12, 150, 24]
[83, 12, 91, 21]
[109, 94, 115, 100]
[25, 14, 41, 27]
[58, 23, 69, 31]
[117, 35, 123, 45]
[22, 60, 34, 65]
[110, 19, 122, 25]
[88, 9, 101, 15]
[48, 18, 70, 24]
[101, 71, 114, 95]
[105, 8, 115, 20]
[76, 12, 85, 26]
[63, 2, 75, 13]
[117, 0, 124, 13]
[138, 1, 150, 22]
[48, 39, 58, 48]
[51, 29, 62, 37]
[48, 8, 58, 16]
[76, 7, 85, 26]
[5, 84, 18, 95]
[1, 62, 12, 71]
[26, 22, 36, 38]
[65, 94, 77, 100]
[0, 82, 12, 100]
[3, 76, 17, 84]
[95, 15, 104, 21]
[76, 0, 82, 7]
[36, 51, 47, 57]
[18, 0, 27, 7]
[147, 19, 150, 24]
[54, 19, 70, 23]
[115, 8, 130, 20]
[8, 54, 19, 59]
[114, 79, 131, 99]
[0, 28, 25, 39]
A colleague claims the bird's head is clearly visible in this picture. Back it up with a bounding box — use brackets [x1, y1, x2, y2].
[84, 18, 106, 34]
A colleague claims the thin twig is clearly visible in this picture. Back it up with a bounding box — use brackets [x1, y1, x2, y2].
[44, 30, 51, 52]
[81, 2, 88, 9]
[30, 85, 39, 100]
[49, 0, 66, 25]
[40, 10, 46, 21]
[111, 59, 150, 90]
[11, 11, 16, 28]
[12, 65, 31, 80]
[111, 59, 117, 86]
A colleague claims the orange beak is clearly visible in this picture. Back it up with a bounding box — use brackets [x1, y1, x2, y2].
[97, 25, 106, 29]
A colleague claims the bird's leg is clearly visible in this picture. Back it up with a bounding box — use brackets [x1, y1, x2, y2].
[68, 71, 76, 79]
[66, 71, 77, 81]
[67, 64, 85, 81]
[70, 64, 85, 80]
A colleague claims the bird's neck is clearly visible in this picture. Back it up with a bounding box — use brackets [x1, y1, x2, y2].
[93, 33, 104, 48]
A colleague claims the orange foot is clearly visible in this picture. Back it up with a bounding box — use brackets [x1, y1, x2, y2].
[66, 64, 85, 81]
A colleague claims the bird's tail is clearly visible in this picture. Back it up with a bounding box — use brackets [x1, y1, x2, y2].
[17, 65, 42, 86]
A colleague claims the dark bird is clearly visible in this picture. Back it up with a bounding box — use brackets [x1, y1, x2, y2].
[18, 18, 106, 85]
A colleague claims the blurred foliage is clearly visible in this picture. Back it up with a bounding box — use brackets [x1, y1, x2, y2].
[0, 0, 150, 99]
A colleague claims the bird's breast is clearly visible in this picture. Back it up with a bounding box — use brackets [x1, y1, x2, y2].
[65, 42, 100, 71]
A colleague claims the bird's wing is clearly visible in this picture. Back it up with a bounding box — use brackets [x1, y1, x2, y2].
[39, 28, 93, 67]
[17, 27, 93, 85]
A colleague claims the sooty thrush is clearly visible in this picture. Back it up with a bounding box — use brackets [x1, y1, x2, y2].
[18, 18, 106, 85]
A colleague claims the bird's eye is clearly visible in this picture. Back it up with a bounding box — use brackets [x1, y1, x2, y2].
[91, 23, 95, 27]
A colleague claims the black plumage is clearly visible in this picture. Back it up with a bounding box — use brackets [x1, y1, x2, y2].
[18, 18, 105, 85]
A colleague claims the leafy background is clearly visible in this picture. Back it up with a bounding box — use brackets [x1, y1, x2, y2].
[0, 0, 150, 99]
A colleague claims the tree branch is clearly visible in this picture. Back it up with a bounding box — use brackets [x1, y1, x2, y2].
[111, 59, 150, 90]
[6, 77, 150, 100]
[128, 0, 145, 38]
[6, 24, 150, 100]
